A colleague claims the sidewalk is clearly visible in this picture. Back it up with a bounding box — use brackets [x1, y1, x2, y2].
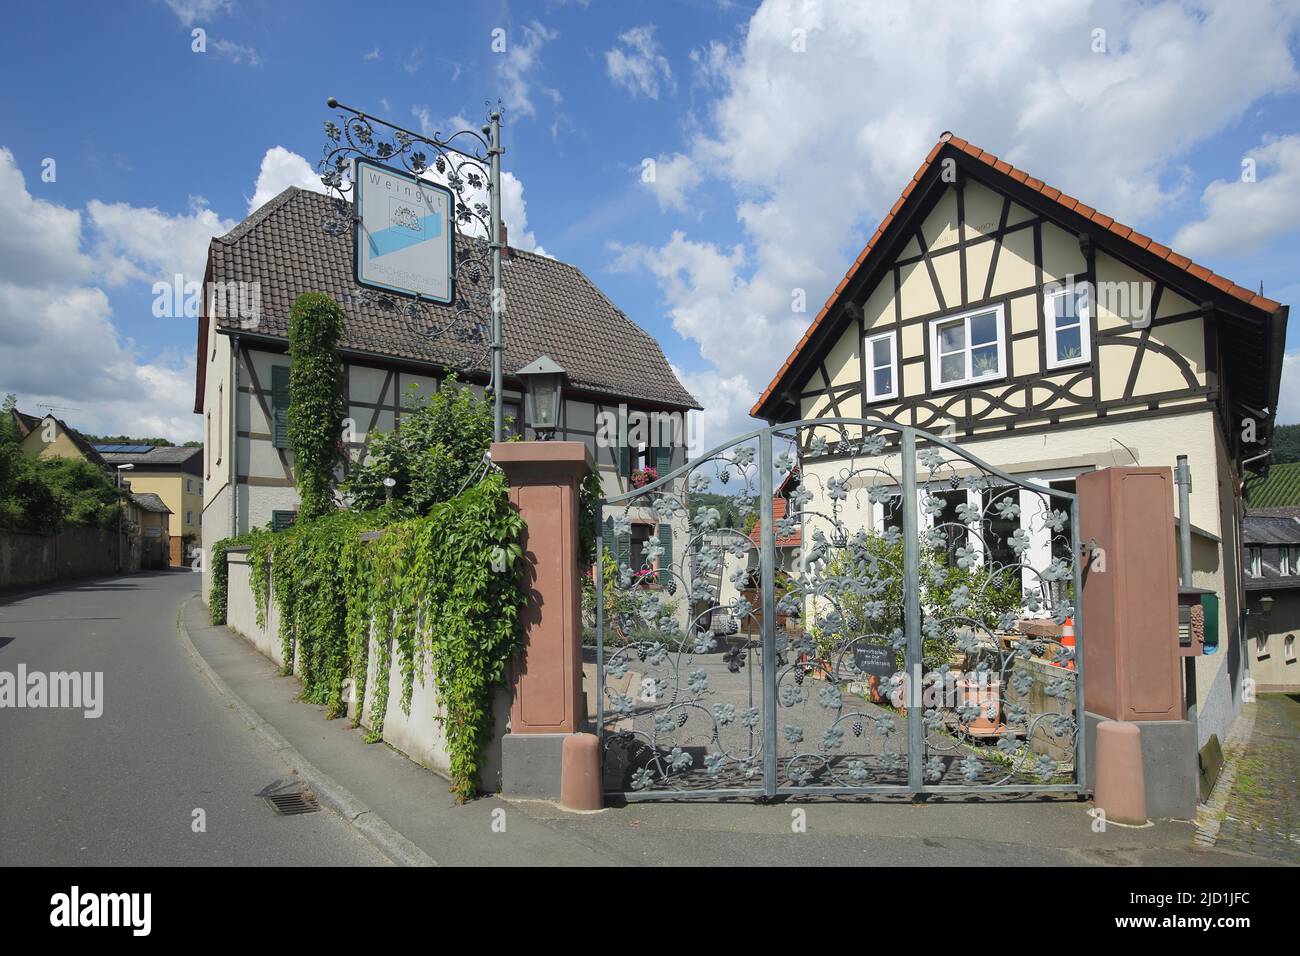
[179, 598, 1280, 867]
[1201, 694, 1300, 864]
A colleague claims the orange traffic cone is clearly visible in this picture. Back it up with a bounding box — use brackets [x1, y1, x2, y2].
[1060, 617, 1076, 671]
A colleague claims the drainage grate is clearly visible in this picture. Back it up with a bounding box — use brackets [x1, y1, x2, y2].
[264, 790, 321, 816]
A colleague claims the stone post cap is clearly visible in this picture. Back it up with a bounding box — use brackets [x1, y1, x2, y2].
[490, 441, 594, 476]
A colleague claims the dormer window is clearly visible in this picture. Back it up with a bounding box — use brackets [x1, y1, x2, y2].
[1045, 283, 1092, 369]
[929, 305, 1006, 390]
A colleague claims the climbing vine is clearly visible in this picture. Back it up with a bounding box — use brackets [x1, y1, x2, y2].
[287, 292, 345, 521]
[236, 473, 526, 800]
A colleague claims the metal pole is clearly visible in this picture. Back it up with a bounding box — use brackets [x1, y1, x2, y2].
[901, 428, 923, 793]
[1175, 454, 1193, 588]
[595, 500, 605, 744]
[1175, 453, 1197, 726]
[488, 111, 504, 444]
[759, 429, 778, 797]
[1071, 495, 1089, 794]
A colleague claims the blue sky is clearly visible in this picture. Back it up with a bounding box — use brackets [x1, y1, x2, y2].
[1, 0, 1299, 446]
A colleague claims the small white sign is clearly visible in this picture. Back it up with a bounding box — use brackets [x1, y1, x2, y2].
[355, 158, 454, 303]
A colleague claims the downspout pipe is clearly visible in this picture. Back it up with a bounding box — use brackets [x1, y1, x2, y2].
[229, 333, 239, 539]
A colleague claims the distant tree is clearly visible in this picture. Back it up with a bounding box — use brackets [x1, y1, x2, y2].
[1272, 424, 1300, 465]
[80, 435, 175, 447]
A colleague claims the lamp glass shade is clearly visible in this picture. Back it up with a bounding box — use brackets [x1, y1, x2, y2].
[537, 379, 558, 426]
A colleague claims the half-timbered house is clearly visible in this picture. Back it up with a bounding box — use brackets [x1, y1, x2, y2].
[751, 132, 1289, 751]
[195, 186, 699, 600]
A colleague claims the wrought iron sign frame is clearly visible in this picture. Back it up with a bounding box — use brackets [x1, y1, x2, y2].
[318, 96, 508, 440]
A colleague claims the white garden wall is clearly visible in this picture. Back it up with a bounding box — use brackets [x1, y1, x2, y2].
[223, 548, 508, 790]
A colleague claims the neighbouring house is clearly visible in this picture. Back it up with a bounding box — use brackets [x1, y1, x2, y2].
[10, 408, 110, 471]
[97, 445, 204, 566]
[129, 492, 173, 569]
[1242, 508, 1300, 692]
[750, 132, 1289, 752]
[195, 186, 700, 599]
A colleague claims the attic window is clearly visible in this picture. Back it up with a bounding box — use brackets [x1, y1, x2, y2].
[864, 330, 898, 402]
[1247, 546, 1262, 577]
[1045, 285, 1092, 369]
[929, 305, 1006, 389]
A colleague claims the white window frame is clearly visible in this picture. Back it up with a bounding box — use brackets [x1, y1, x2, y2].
[1044, 285, 1092, 370]
[1247, 546, 1262, 578]
[864, 329, 899, 402]
[928, 304, 1007, 391]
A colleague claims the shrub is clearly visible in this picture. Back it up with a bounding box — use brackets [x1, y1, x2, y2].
[342, 376, 495, 518]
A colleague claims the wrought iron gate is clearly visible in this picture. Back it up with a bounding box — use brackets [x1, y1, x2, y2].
[595, 418, 1084, 800]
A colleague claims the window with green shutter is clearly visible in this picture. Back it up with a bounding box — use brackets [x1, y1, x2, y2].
[271, 510, 296, 531]
[602, 516, 631, 570]
[618, 446, 631, 477]
[655, 444, 676, 476]
[271, 365, 290, 449]
[658, 523, 675, 593]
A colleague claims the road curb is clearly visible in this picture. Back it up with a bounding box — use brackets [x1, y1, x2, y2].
[174, 597, 437, 867]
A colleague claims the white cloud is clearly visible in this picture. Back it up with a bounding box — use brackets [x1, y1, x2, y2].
[0, 150, 202, 440]
[363, 46, 380, 61]
[248, 145, 327, 213]
[0, 148, 94, 288]
[642, 152, 702, 212]
[500, 171, 549, 257]
[1277, 352, 1300, 425]
[1172, 134, 1300, 258]
[499, 21, 559, 118]
[89, 196, 235, 287]
[615, 0, 1300, 445]
[210, 38, 262, 66]
[606, 24, 675, 100]
[163, 0, 232, 25]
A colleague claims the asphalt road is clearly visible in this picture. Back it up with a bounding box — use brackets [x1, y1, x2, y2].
[0, 570, 389, 866]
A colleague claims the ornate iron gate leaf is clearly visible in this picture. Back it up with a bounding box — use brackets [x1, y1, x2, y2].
[595, 419, 1084, 801]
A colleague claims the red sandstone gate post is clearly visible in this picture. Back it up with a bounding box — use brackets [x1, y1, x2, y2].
[491, 441, 601, 808]
[1077, 466, 1199, 820]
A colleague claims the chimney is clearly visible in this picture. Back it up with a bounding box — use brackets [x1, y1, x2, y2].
[500, 223, 512, 259]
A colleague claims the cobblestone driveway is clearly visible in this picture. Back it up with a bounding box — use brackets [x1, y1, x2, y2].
[1213, 694, 1300, 864]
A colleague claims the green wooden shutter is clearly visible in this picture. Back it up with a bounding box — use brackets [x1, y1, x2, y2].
[658, 523, 675, 593]
[617, 527, 632, 569]
[271, 365, 290, 449]
[655, 446, 673, 473]
[619, 446, 631, 477]
[271, 510, 296, 532]
[602, 517, 615, 560]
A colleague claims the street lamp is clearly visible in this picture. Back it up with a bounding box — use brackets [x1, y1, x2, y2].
[115, 464, 134, 572]
[1259, 594, 1275, 616]
[517, 356, 566, 440]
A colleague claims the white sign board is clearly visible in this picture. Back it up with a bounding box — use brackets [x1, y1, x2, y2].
[354, 158, 454, 303]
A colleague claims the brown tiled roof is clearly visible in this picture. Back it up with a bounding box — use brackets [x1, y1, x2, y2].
[206, 188, 698, 411]
[752, 132, 1283, 418]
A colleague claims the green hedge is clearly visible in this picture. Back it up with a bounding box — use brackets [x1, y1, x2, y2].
[211, 473, 526, 800]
